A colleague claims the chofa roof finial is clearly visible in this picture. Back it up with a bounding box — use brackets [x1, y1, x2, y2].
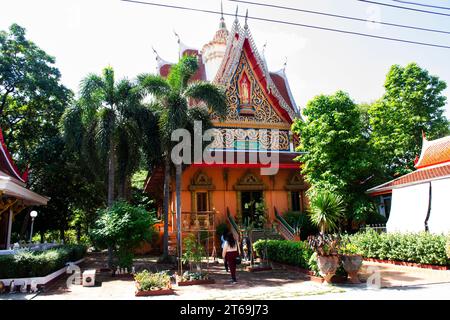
[244, 9, 248, 28]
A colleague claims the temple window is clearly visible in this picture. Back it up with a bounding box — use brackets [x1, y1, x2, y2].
[196, 191, 209, 212]
[290, 191, 303, 212]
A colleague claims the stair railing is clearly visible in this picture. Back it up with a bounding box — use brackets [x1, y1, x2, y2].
[226, 207, 241, 244]
[274, 207, 298, 241]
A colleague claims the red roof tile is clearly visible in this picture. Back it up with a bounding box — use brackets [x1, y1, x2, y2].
[0, 127, 26, 182]
[270, 72, 295, 112]
[415, 136, 450, 169]
[367, 163, 450, 194]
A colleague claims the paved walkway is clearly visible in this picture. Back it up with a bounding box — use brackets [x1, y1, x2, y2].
[358, 261, 450, 288]
[1, 253, 450, 300]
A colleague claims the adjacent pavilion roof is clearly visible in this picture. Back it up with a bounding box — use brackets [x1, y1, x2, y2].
[0, 128, 48, 205]
[367, 135, 450, 196]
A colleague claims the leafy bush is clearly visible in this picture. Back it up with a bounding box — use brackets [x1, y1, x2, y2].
[447, 235, 450, 259]
[179, 271, 209, 282]
[347, 229, 450, 266]
[253, 239, 314, 270]
[90, 201, 158, 267]
[134, 270, 171, 291]
[308, 252, 320, 276]
[0, 245, 87, 278]
[282, 211, 318, 238]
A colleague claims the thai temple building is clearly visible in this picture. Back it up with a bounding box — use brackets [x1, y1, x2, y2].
[0, 128, 48, 250]
[144, 12, 305, 246]
[367, 134, 450, 234]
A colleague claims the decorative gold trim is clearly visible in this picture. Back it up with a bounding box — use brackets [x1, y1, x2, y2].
[233, 171, 267, 191]
[189, 171, 216, 191]
[285, 172, 308, 190]
[212, 121, 291, 130]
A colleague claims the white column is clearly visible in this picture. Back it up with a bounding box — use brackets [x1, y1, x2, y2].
[289, 132, 294, 152]
[6, 207, 13, 249]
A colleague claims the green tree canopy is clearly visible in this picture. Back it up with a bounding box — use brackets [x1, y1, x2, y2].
[61, 66, 160, 207]
[368, 62, 449, 177]
[292, 91, 377, 228]
[0, 23, 72, 168]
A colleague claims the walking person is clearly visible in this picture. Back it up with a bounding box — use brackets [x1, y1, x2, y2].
[222, 232, 239, 284]
[220, 229, 229, 272]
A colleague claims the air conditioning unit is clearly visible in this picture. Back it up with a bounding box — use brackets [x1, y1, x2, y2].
[82, 269, 96, 287]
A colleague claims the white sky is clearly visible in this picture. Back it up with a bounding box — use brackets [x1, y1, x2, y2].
[1, 0, 449, 118]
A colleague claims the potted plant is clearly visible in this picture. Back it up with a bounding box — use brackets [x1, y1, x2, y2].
[177, 271, 214, 286]
[308, 233, 340, 283]
[134, 270, 174, 296]
[307, 190, 345, 284]
[339, 240, 363, 283]
[177, 234, 214, 285]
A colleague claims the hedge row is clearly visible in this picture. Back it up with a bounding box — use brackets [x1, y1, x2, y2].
[347, 230, 450, 266]
[0, 245, 87, 279]
[253, 239, 314, 270]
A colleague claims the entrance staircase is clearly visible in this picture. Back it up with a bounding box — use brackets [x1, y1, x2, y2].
[274, 207, 300, 241]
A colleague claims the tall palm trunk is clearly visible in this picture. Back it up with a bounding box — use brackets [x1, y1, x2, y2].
[175, 163, 182, 273]
[107, 139, 115, 268]
[107, 142, 115, 207]
[162, 155, 171, 260]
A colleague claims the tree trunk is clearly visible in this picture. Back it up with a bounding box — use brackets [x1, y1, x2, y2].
[59, 228, 65, 243]
[175, 163, 182, 273]
[162, 156, 171, 260]
[107, 138, 116, 268]
[20, 210, 30, 241]
[107, 141, 116, 207]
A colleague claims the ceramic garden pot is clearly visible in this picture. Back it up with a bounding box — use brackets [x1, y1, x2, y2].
[317, 255, 339, 284]
[341, 254, 363, 284]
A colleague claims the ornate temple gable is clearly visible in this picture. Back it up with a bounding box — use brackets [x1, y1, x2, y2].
[285, 172, 308, 190]
[213, 19, 298, 123]
[234, 171, 267, 191]
[213, 51, 290, 127]
[189, 171, 215, 191]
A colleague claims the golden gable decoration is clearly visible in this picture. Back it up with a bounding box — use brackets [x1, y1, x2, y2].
[189, 171, 215, 191]
[234, 171, 267, 191]
[209, 128, 290, 150]
[285, 172, 308, 190]
[212, 52, 285, 125]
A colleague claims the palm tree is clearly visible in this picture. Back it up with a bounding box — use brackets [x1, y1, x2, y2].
[139, 55, 227, 262]
[62, 66, 159, 266]
[309, 190, 345, 234]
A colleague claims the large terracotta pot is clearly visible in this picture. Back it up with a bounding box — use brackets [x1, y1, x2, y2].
[341, 255, 363, 284]
[317, 255, 339, 284]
